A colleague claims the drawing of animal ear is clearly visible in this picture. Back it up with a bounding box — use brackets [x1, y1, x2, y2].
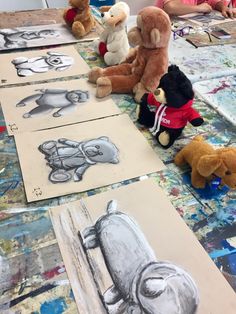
[140, 277, 167, 298]
[150, 29, 160, 45]
[55, 65, 71, 71]
[47, 51, 65, 56]
[99, 136, 109, 141]
[197, 155, 225, 177]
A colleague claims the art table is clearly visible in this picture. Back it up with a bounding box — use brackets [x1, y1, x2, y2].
[0, 8, 236, 314]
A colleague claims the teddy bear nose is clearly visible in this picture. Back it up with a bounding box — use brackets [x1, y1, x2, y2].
[101, 13, 104, 18]
[154, 89, 161, 96]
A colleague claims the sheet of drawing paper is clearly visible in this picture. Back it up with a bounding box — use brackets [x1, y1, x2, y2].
[1, 78, 121, 135]
[0, 24, 78, 51]
[193, 76, 236, 126]
[14, 114, 165, 202]
[50, 179, 236, 314]
[0, 45, 89, 86]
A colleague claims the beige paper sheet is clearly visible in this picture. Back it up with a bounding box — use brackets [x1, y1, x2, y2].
[0, 45, 89, 86]
[50, 179, 236, 314]
[1, 78, 120, 135]
[15, 114, 165, 202]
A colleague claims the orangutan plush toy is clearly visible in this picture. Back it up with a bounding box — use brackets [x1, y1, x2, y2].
[88, 6, 171, 102]
[63, 0, 95, 38]
[174, 135, 236, 189]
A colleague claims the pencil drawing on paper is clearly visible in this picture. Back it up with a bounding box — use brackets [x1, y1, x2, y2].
[38, 137, 119, 183]
[11, 51, 74, 77]
[16, 88, 90, 118]
[0, 28, 60, 49]
[81, 200, 199, 314]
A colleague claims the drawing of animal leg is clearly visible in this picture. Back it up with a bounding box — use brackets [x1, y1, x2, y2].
[53, 104, 77, 117]
[49, 169, 72, 183]
[17, 69, 34, 77]
[74, 164, 90, 181]
[23, 105, 53, 118]
[104, 286, 122, 305]
[16, 93, 42, 107]
[39, 140, 57, 155]
[82, 226, 99, 249]
[11, 57, 28, 65]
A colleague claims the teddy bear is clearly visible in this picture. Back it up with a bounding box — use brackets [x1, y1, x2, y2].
[38, 137, 119, 183]
[137, 65, 204, 149]
[93, 2, 130, 66]
[174, 135, 236, 189]
[88, 6, 171, 102]
[63, 0, 95, 38]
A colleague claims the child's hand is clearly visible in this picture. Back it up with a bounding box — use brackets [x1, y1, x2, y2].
[197, 3, 213, 13]
[221, 7, 236, 18]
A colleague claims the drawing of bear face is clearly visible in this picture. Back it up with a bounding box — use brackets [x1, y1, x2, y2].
[81, 137, 119, 164]
[12, 51, 74, 77]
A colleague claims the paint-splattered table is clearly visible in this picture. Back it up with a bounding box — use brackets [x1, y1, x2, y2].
[1, 12, 236, 314]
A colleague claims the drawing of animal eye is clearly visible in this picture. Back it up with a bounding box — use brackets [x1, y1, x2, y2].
[225, 170, 232, 175]
[48, 56, 62, 65]
[140, 277, 167, 298]
[95, 145, 100, 149]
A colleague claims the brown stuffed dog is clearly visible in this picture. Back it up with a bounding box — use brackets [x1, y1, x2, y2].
[63, 0, 95, 38]
[88, 7, 171, 102]
[174, 135, 236, 189]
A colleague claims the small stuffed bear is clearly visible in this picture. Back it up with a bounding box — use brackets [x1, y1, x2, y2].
[88, 7, 171, 102]
[63, 0, 95, 38]
[137, 65, 204, 149]
[174, 135, 236, 189]
[94, 2, 130, 66]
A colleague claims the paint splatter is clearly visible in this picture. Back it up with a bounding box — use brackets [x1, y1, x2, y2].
[40, 297, 67, 314]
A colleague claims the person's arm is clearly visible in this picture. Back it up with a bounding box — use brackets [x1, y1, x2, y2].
[214, 0, 236, 18]
[163, 0, 212, 16]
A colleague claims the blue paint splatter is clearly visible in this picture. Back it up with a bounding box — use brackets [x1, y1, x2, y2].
[40, 297, 67, 314]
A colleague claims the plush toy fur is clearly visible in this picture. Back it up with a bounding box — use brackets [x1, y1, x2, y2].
[175, 135, 236, 189]
[137, 65, 204, 149]
[88, 7, 171, 102]
[63, 0, 95, 38]
[94, 2, 130, 66]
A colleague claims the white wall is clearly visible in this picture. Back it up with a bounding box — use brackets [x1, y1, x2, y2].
[118, 0, 156, 15]
[0, 0, 47, 12]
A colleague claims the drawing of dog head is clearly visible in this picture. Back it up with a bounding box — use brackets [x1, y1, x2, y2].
[12, 51, 74, 76]
[81, 136, 119, 164]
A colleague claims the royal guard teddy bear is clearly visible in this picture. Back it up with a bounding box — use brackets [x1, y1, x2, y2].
[94, 2, 130, 66]
[174, 135, 236, 189]
[88, 7, 171, 102]
[137, 65, 204, 149]
[63, 0, 95, 38]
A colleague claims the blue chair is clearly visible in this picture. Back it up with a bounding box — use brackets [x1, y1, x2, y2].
[90, 0, 115, 7]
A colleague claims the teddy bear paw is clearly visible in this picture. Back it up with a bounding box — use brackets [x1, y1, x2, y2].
[72, 21, 86, 38]
[88, 67, 103, 83]
[96, 77, 112, 98]
[158, 131, 170, 146]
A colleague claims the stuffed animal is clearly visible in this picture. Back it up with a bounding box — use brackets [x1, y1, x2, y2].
[137, 65, 204, 149]
[88, 7, 171, 102]
[174, 135, 236, 189]
[94, 2, 130, 66]
[63, 0, 95, 38]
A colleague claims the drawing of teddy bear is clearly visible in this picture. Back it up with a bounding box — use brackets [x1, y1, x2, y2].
[12, 51, 74, 77]
[16, 88, 89, 118]
[38, 137, 119, 183]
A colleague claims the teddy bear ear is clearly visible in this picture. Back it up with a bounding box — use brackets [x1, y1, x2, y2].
[150, 28, 160, 45]
[197, 155, 223, 177]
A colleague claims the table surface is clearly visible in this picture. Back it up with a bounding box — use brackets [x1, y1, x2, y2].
[0, 8, 236, 314]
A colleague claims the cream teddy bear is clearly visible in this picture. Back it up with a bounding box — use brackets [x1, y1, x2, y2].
[94, 1, 130, 66]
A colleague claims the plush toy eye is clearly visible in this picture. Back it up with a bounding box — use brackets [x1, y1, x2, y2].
[225, 170, 232, 175]
[110, 14, 114, 17]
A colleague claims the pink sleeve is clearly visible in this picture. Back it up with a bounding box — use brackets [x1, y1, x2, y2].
[206, 0, 222, 9]
[155, 0, 173, 9]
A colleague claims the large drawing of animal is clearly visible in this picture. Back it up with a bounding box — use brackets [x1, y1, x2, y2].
[82, 200, 199, 314]
[11, 51, 74, 77]
[38, 137, 119, 183]
[16, 88, 89, 118]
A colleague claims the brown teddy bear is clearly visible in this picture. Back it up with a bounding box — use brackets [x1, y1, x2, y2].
[174, 135, 236, 189]
[63, 0, 95, 38]
[88, 6, 171, 102]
